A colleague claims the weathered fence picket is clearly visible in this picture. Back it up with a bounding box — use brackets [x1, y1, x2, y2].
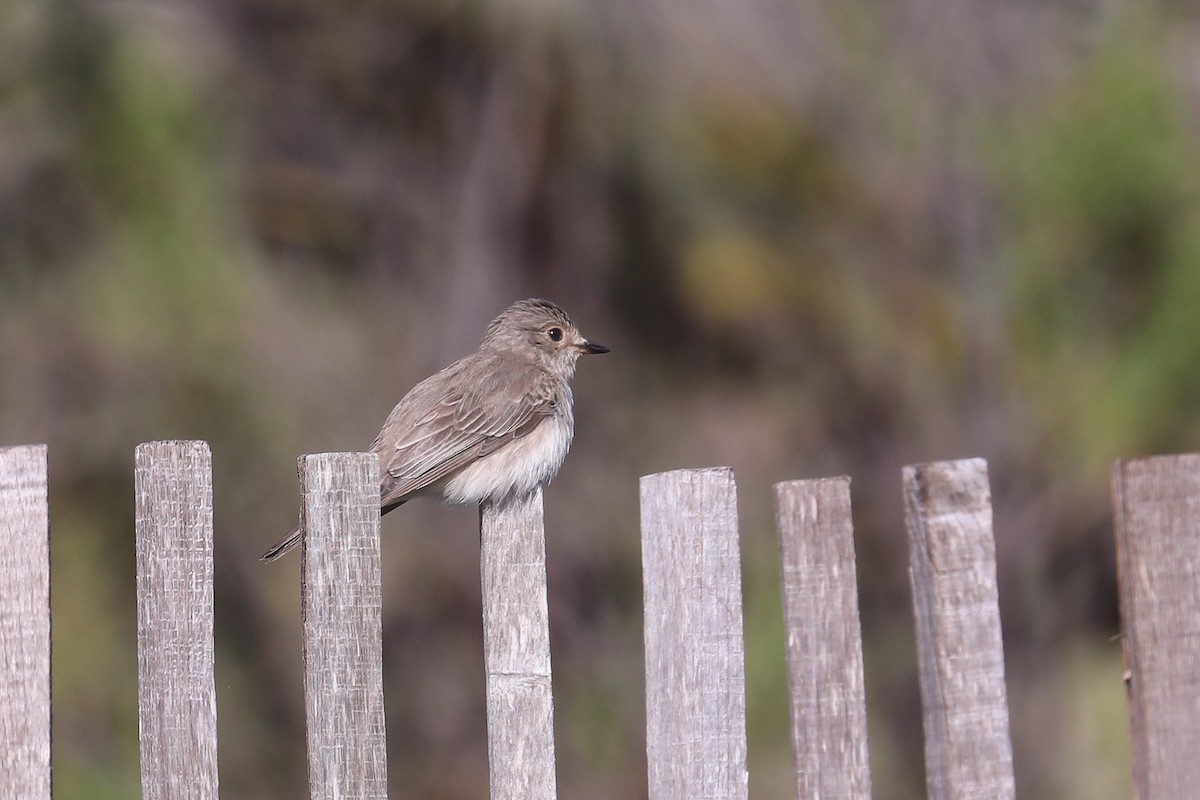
[299, 452, 388, 800]
[6, 438, 1200, 798]
[640, 468, 749, 800]
[134, 440, 220, 800]
[480, 488, 558, 800]
[903, 458, 1016, 800]
[1112, 455, 1200, 799]
[774, 477, 872, 800]
[0, 445, 51, 800]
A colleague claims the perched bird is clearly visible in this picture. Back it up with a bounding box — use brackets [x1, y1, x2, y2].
[261, 298, 609, 561]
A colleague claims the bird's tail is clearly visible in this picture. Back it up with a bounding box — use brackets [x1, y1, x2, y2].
[260, 499, 405, 562]
[260, 525, 301, 562]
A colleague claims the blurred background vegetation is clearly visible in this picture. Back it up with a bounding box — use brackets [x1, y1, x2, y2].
[4, 0, 1198, 797]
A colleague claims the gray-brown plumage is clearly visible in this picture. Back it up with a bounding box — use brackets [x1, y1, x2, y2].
[261, 298, 609, 561]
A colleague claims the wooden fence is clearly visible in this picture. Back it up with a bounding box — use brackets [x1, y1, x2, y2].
[1, 441, 1198, 799]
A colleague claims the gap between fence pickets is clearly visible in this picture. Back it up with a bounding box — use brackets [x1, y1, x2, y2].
[0, 445, 51, 800]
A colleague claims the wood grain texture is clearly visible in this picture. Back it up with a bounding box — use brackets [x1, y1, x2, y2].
[134, 441, 219, 800]
[903, 458, 1015, 800]
[480, 487, 557, 800]
[300, 452, 387, 800]
[640, 468, 748, 800]
[1112, 455, 1200, 800]
[774, 477, 871, 800]
[0, 445, 51, 800]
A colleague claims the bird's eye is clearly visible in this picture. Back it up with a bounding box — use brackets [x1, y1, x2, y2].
[547, 327, 563, 342]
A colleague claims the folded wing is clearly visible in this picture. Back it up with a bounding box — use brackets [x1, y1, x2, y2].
[374, 356, 556, 507]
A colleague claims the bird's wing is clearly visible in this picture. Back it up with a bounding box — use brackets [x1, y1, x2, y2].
[376, 359, 557, 506]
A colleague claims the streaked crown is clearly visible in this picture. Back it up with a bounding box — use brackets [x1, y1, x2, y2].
[479, 298, 607, 378]
[482, 299, 575, 346]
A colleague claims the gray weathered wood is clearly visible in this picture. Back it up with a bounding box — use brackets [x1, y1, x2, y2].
[300, 452, 387, 800]
[774, 477, 872, 800]
[903, 458, 1015, 800]
[135, 440, 219, 800]
[0, 445, 51, 800]
[1112, 455, 1200, 800]
[480, 487, 557, 800]
[640, 468, 748, 800]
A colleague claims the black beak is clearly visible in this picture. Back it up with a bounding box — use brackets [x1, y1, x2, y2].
[579, 340, 610, 354]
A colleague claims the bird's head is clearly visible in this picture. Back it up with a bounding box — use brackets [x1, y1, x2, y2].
[481, 298, 609, 378]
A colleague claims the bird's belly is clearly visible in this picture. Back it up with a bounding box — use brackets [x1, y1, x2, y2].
[441, 413, 573, 505]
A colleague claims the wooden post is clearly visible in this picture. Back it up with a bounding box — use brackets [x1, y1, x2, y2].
[774, 477, 872, 799]
[135, 441, 219, 800]
[903, 458, 1015, 800]
[640, 468, 748, 800]
[0, 445, 51, 800]
[300, 452, 387, 800]
[1112, 455, 1200, 799]
[480, 487, 557, 800]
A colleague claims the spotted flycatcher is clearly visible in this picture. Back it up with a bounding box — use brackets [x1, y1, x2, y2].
[261, 298, 609, 561]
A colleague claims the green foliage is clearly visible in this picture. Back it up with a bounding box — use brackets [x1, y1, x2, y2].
[1053, 641, 1132, 799]
[64, 20, 251, 376]
[8, 2, 1200, 798]
[997, 14, 1200, 464]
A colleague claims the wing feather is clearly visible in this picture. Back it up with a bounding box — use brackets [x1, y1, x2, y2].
[373, 354, 558, 507]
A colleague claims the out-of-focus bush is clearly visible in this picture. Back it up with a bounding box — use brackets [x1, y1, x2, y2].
[6, 1, 1196, 798]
